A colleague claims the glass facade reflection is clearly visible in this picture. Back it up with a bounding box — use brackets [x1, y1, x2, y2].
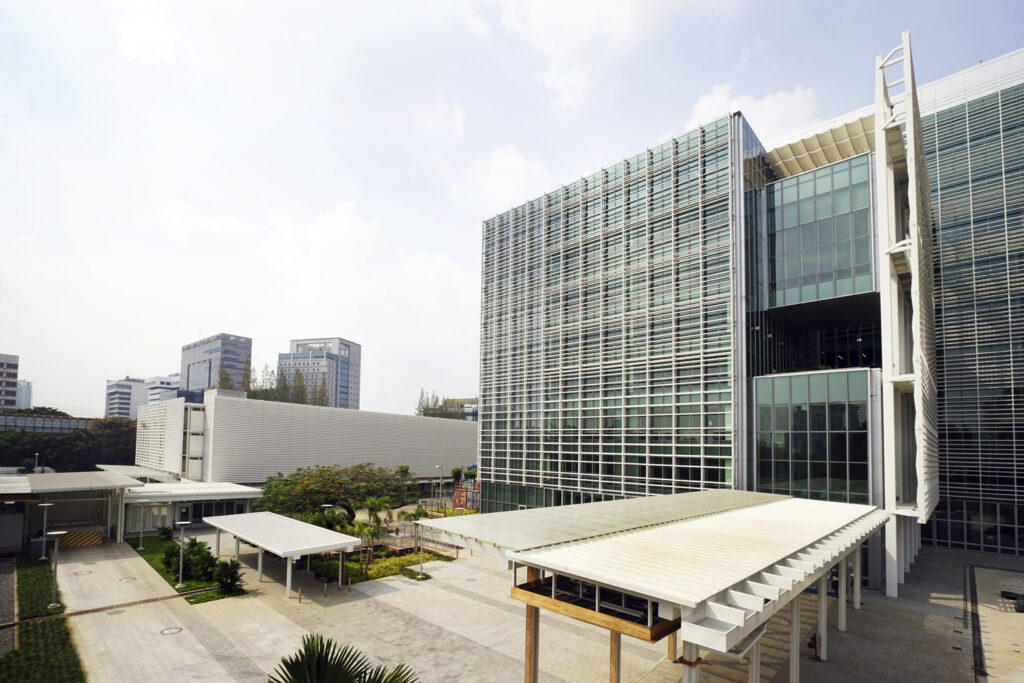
[755, 369, 873, 504]
[766, 155, 875, 306]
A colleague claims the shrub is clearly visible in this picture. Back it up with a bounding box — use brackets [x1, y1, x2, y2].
[157, 526, 173, 541]
[184, 537, 216, 580]
[162, 545, 179, 573]
[213, 559, 242, 593]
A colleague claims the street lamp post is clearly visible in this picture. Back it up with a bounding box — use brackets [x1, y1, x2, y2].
[175, 521, 191, 589]
[434, 465, 441, 513]
[47, 530, 68, 609]
[38, 503, 54, 560]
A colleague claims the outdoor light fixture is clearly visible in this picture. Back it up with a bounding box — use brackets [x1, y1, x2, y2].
[47, 530, 68, 609]
[38, 502, 54, 560]
[175, 521, 191, 589]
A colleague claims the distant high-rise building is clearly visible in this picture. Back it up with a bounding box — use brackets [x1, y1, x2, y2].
[180, 334, 252, 393]
[145, 373, 180, 404]
[15, 380, 32, 410]
[277, 337, 361, 409]
[105, 377, 148, 418]
[0, 354, 17, 409]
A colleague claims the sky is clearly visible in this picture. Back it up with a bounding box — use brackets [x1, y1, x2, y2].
[1, 1, 1022, 417]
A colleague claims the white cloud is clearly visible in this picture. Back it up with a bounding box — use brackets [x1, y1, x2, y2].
[413, 97, 466, 138]
[451, 146, 553, 216]
[114, 0, 173, 64]
[684, 83, 819, 145]
[489, 0, 702, 108]
[161, 201, 254, 245]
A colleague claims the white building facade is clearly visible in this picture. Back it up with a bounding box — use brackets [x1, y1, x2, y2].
[145, 373, 180, 404]
[15, 380, 32, 410]
[136, 389, 476, 484]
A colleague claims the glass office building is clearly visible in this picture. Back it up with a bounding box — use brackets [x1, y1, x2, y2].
[478, 35, 1024, 591]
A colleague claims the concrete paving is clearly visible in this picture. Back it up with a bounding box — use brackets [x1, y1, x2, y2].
[50, 536, 1024, 682]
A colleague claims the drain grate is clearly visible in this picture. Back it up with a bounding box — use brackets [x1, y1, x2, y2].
[160, 627, 182, 635]
[74, 571, 92, 576]
[119, 577, 136, 582]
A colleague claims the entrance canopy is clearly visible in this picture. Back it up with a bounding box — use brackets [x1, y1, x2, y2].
[204, 511, 361, 599]
[203, 511, 360, 558]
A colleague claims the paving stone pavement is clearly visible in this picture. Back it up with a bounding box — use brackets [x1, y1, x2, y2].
[52, 537, 1024, 682]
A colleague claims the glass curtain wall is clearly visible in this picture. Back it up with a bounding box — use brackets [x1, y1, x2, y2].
[754, 369, 871, 504]
[480, 118, 737, 512]
[922, 82, 1024, 554]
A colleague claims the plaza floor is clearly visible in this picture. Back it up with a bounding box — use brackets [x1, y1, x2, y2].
[53, 536, 1024, 682]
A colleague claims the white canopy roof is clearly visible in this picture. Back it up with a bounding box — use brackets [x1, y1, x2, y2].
[420, 489, 785, 556]
[421, 491, 888, 653]
[26, 471, 142, 493]
[203, 511, 360, 558]
[97, 464, 180, 483]
[125, 481, 261, 503]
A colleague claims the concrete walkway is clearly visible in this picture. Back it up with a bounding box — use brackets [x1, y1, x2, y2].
[53, 538, 1024, 682]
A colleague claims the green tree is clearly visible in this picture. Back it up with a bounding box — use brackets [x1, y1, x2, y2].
[242, 365, 252, 395]
[291, 370, 308, 405]
[276, 370, 291, 402]
[310, 378, 330, 407]
[415, 389, 466, 420]
[270, 634, 418, 683]
[362, 496, 394, 544]
[450, 467, 463, 486]
[257, 464, 418, 515]
[0, 406, 70, 417]
[217, 364, 236, 390]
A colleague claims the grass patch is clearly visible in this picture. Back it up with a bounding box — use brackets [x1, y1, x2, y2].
[126, 537, 244, 604]
[14, 556, 64, 618]
[312, 549, 451, 585]
[0, 556, 85, 682]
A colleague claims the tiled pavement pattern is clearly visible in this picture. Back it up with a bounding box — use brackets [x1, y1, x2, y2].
[56, 537, 1024, 682]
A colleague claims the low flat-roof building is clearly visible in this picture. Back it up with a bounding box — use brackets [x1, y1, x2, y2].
[135, 388, 477, 484]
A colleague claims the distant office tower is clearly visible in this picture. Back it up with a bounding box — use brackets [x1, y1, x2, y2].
[180, 334, 252, 393]
[0, 355, 17, 409]
[145, 373, 180, 404]
[105, 377, 148, 418]
[15, 380, 32, 409]
[277, 338, 361, 409]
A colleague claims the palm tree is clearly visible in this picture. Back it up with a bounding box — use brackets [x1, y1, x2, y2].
[350, 520, 372, 571]
[270, 634, 418, 683]
[362, 496, 394, 544]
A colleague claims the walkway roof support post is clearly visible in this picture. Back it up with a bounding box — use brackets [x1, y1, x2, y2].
[525, 566, 540, 683]
[680, 641, 700, 683]
[285, 556, 293, 599]
[214, 529, 221, 556]
[854, 544, 863, 609]
[609, 631, 621, 683]
[748, 640, 760, 683]
[789, 596, 800, 683]
[818, 574, 828, 662]
[257, 548, 263, 582]
[839, 555, 848, 632]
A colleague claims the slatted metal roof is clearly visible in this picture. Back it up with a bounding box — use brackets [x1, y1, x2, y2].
[26, 471, 142, 493]
[202, 511, 360, 558]
[125, 481, 262, 503]
[419, 489, 785, 556]
[422, 491, 888, 653]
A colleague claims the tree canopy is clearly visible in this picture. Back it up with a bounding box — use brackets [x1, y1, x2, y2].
[0, 417, 137, 472]
[257, 464, 417, 517]
[245, 363, 332, 408]
[0, 407, 71, 417]
[414, 390, 466, 420]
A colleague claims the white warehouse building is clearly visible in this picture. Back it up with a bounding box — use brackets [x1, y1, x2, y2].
[135, 389, 477, 484]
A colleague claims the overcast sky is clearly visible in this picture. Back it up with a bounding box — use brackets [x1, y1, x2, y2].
[2, 1, 1021, 417]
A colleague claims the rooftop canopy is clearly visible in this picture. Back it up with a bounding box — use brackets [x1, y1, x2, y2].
[25, 471, 142, 493]
[202, 511, 360, 558]
[97, 464, 180, 483]
[419, 489, 785, 557]
[125, 481, 262, 503]
[420, 491, 888, 656]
